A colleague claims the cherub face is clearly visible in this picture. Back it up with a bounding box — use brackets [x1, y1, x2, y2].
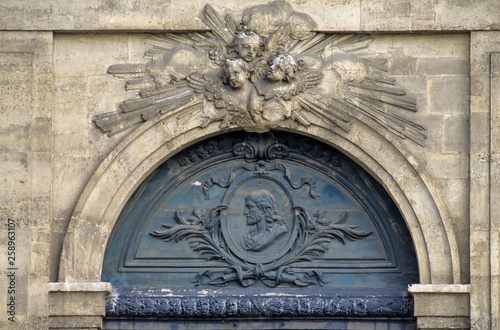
[234, 32, 262, 62]
[267, 53, 297, 82]
[267, 61, 287, 82]
[225, 60, 250, 89]
[237, 41, 261, 62]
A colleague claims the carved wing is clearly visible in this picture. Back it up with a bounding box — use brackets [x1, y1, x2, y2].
[95, 3, 425, 146]
[294, 70, 323, 92]
[341, 77, 426, 145]
[93, 5, 241, 135]
[263, 24, 294, 56]
[187, 74, 255, 128]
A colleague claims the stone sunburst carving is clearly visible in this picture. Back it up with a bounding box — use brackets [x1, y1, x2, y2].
[94, 0, 426, 146]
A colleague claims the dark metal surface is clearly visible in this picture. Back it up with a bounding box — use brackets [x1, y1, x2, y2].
[102, 131, 418, 322]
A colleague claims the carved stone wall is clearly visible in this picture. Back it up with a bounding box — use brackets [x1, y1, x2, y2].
[1, 1, 499, 329]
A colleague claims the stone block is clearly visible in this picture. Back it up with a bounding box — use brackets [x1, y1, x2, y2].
[87, 75, 132, 124]
[0, 1, 99, 31]
[434, 178, 469, 282]
[0, 153, 31, 222]
[400, 34, 468, 59]
[418, 58, 469, 76]
[426, 153, 468, 179]
[389, 55, 417, 76]
[49, 282, 112, 316]
[435, 0, 500, 31]
[27, 280, 48, 316]
[443, 114, 469, 153]
[54, 34, 128, 77]
[409, 284, 470, 318]
[417, 316, 470, 329]
[471, 72, 490, 114]
[470, 273, 492, 330]
[0, 51, 32, 73]
[292, 0, 361, 31]
[471, 32, 500, 75]
[403, 114, 441, 154]
[0, 54, 33, 153]
[51, 154, 100, 222]
[360, 0, 411, 31]
[31, 152, 51, 197]
[0, 0, 496, 32]
[98, 0, 171, 30]
[429, 76, 469, 114]
[53, 77, 90, 155]
[470, 231, 491, 272]
[470, 113, 490, 153]
[49, 282, 112, 329]
[0, 32, 53, 73]
[49, 315, 103, 329]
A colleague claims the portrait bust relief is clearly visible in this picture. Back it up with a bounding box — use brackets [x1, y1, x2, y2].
[241, 189, 288, 252]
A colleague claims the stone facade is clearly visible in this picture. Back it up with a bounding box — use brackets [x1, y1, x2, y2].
[1, 1, 499, 329]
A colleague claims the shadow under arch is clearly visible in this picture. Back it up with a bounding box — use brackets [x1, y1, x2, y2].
[58, 113, 461, 286]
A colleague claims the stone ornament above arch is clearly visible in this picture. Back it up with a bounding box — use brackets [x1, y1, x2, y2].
[93, 0, 426, 146]
[58, 1, 460, 285]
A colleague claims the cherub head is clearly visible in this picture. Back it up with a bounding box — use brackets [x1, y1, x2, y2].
[223, 58, 251, 89]
[267, 52, 298, 82]
[233, 30, 263, 63]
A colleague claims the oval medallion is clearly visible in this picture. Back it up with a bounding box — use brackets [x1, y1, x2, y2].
[221, 176, 298, 264]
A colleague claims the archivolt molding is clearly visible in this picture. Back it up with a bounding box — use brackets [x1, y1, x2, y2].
[59, 109, 460, 285]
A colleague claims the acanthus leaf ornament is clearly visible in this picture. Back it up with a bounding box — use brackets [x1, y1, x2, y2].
[94, 1, 426, 146]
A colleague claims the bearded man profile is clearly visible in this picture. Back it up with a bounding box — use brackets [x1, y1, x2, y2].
[241, 189, 288, 252]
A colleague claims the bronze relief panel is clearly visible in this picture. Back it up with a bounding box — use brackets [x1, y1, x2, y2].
[103, 132, 417, 319]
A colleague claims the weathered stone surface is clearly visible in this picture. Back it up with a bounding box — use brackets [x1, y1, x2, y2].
[417, 316, 470, 330]
[468, 32, 500, 330]
[429, 76, 469, 114]
[409, 284, 471, 328]
[0, 1, 495, 329]
[48, 282, 111, 329]
[1, 0, 499, 32]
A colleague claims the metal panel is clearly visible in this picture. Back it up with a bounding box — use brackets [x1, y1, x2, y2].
[102, 131, 418, 322]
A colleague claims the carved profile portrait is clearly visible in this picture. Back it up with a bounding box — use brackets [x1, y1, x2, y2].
[241, 189, 288, 252]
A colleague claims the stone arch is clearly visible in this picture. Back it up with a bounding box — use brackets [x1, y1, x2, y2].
[58, 113, 461, 285]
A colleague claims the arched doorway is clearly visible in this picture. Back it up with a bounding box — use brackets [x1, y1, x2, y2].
[101, 131, 418, 328]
